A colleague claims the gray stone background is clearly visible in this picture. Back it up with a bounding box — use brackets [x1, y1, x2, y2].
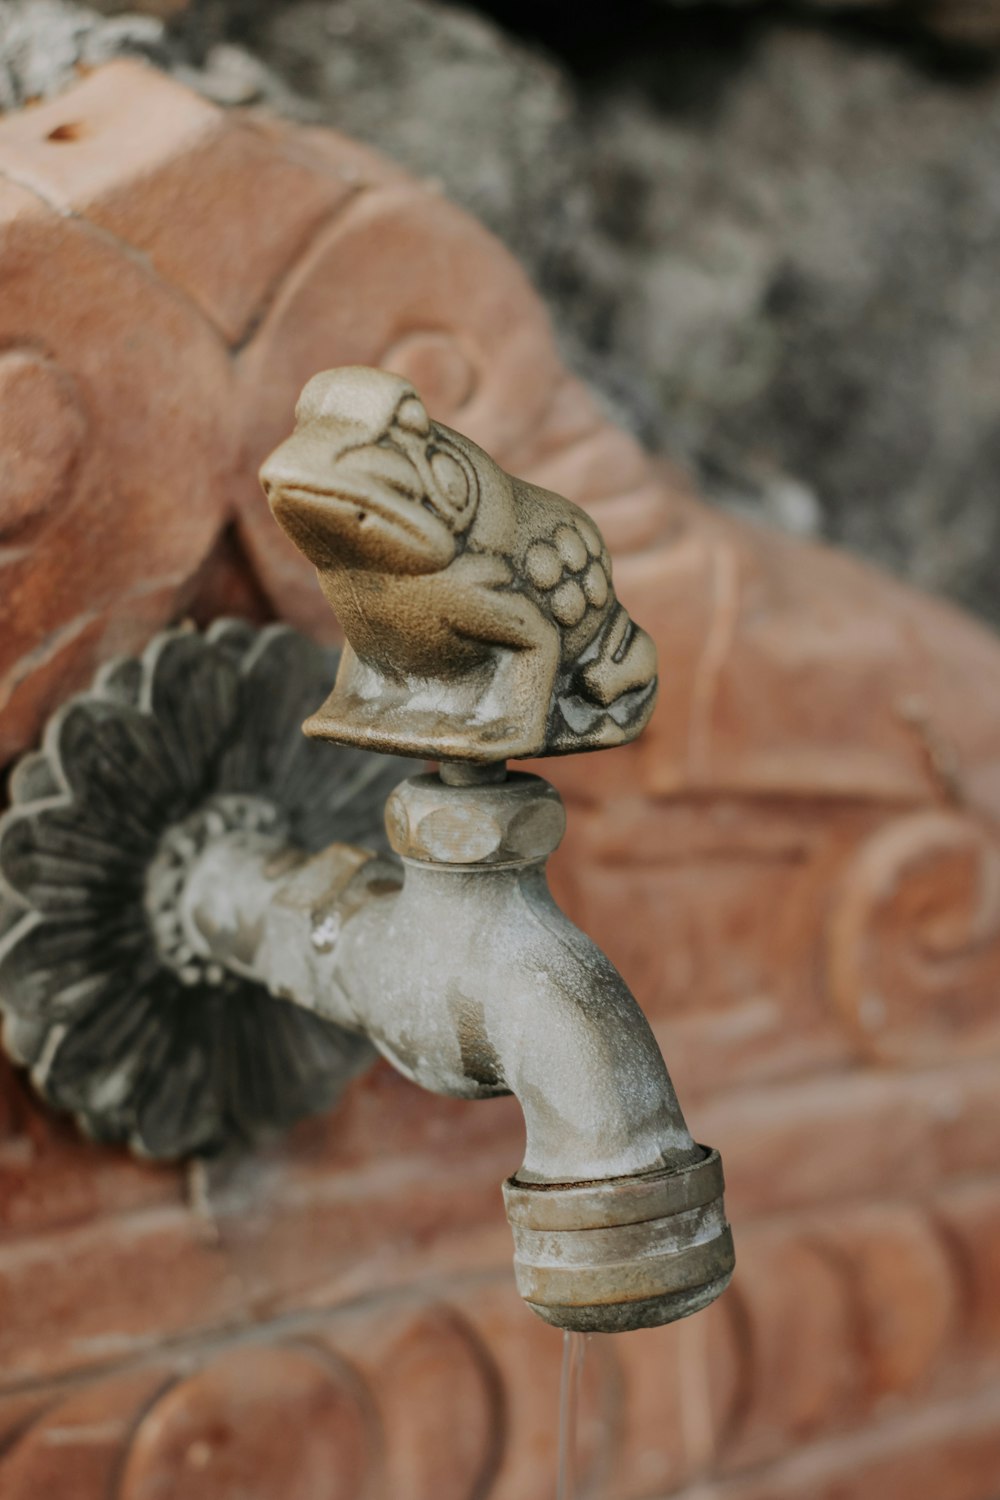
[3, 0, 998, 627]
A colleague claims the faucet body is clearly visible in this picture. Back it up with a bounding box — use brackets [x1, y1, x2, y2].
[190, 362, 738, 1331]
[166, 361, 739, 1331]
[183, 767, 734, 1331]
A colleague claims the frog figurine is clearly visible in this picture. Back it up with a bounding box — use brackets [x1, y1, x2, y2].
[260, 366, 658, 762]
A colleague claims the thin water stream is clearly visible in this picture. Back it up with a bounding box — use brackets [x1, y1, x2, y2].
[556, 1331, 590, 1500]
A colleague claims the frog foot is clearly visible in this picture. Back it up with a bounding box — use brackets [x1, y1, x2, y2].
[550, 606, 659, 750]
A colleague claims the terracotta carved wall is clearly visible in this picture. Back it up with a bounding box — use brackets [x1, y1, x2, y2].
[1, 60, 999, 1499]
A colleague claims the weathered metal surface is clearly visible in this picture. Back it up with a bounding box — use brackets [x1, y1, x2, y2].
[505, 1149, 733, 1331]
[260, 367, 658, 761]
[181, 766, 733, 1331]
[385, 770, 566, 866]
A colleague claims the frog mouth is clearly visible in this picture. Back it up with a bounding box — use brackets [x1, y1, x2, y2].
[272, 480, 455, 569]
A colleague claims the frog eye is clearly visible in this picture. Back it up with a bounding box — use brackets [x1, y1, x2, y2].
[430, 448, 477, 529]
[430, 451, 466, 508]
[395, 396, 430, 436]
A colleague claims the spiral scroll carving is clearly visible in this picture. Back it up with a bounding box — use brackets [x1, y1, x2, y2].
[826, 810, 1000, 1065]
[0, 348, 87, 542]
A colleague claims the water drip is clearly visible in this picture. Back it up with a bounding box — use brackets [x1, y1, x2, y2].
[556, 1330, 589, 1500]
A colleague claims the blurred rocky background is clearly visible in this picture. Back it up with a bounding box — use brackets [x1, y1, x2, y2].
[2, 0, 998, 625]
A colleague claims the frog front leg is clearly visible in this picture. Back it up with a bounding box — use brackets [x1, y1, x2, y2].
[437, 552, 561, 760]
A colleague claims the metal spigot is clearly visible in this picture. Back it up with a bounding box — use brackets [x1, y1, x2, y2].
[0, 366, 733, 1333]
[255, 367, 734, 1331]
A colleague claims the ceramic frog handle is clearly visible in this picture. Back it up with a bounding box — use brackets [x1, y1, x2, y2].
[260, 366, 658, 763]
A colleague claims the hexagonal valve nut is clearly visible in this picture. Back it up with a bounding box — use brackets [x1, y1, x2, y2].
[385, 772, 567, 868]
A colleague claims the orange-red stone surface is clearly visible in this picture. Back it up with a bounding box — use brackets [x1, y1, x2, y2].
[1, 59, 999, 1499]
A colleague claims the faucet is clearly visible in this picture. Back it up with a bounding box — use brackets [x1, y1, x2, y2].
[183, 365, 734, 1333]
[0, 364, 732, 1333]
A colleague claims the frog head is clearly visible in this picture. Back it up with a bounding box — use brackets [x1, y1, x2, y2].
[260, 367, 480, 575]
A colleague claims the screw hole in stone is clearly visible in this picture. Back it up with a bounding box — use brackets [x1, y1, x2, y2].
[46, 122, 86, 143]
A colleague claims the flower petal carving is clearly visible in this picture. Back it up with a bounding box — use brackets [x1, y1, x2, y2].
[0, 621, 411, 1157]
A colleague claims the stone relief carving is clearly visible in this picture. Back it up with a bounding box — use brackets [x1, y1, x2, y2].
[0, 57, 998, 1500]
[826, 809, 1000, 1066]
[0, 1204, 996, 1500]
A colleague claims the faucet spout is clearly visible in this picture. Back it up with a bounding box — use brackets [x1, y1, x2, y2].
[182, 768, 734, 1333]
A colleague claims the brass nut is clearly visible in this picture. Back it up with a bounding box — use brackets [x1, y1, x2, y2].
[385, 772, 566, 866]
[502, 1149, 735, 1333]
